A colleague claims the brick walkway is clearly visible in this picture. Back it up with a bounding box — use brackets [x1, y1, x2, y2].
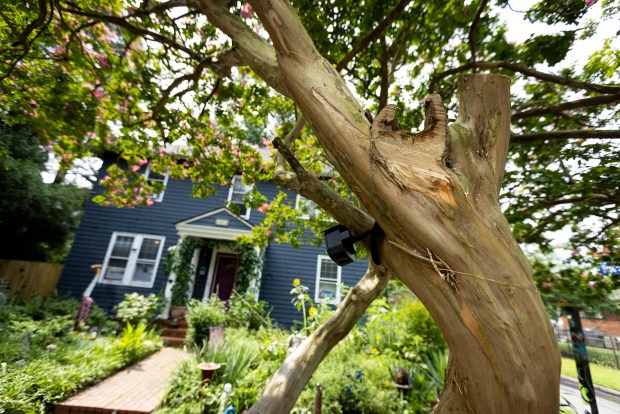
[55, 347, 188, 414]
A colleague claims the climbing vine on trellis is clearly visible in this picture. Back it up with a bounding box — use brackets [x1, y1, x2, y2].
[164, 238, 264, 305]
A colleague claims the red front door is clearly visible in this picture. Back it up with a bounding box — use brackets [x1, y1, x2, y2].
[210, 253, 239, 301]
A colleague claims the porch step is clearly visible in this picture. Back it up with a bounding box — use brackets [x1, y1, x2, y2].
[162, 327, 187, 338]
[161, 336, 186, 348]
[159, 316, 188, 348]
[161, 318, 188, 328]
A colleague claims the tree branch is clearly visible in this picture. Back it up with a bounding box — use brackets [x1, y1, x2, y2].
[248, 263, 390, 414]
[129, 0, 189, 17]
[195, 0, 291, 97]
[58, 2, 203, 61]
[431, 61, 620, 94]
[378, 36, 389, 110]
[151, 59, 211, 115]
[336, 0, 411, 71]
[512, 93, 620, 120]
[11, 0, 49, 49]
[273, 136, 373, 235]
[467, 0, 489, 68]
[511, 129, 620, 143]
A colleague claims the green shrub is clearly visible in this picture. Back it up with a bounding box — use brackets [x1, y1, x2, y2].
[558, 342, 620, 369]
[363, 294, 446, 362]
[114, 293, 161, 326]
[186, 297, 229, 346]
[118, 321, 161, 364]
[227, 291, 270, 329]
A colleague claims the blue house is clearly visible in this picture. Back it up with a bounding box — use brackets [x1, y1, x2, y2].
[57, 155, 368, 327]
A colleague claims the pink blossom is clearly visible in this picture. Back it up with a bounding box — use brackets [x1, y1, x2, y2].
[146, 198, 154, 206]
[93, 89, 106, 101]
[30, 99, 38, 106]
[86, 131, 96, 137]
[97, 55, 110, 68]
[130, 165, 140, 172]
[257, 203, 270, 213]
[265, 230, 273, 237]
[249, 157, 255, 163]
[240, 3, 253, 18]
[139, 159, 148, 166]
[542, 282, 554, 288]
[586, 0, 597, 6]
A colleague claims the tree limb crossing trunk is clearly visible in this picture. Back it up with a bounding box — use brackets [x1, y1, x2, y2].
[249, 264, 390, 414]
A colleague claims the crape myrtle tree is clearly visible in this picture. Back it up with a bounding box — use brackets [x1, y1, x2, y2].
[1, 0, 619, 412]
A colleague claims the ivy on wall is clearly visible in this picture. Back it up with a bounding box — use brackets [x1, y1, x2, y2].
[164, 237, 264, 306]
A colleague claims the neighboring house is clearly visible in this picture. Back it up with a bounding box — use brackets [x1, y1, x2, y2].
[57, 155, 368, 327]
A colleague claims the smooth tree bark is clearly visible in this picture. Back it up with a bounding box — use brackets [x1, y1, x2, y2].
[239, 0, 561, 413]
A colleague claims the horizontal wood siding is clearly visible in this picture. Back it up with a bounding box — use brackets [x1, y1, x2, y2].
[0, 260, 63, 298]
[259, 241, 368, 327]
[58, 158, 234, 313]
[59, 157, 367, 323]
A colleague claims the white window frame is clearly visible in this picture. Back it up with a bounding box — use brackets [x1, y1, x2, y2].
[145, 165, 169, 202]
[99, 232, 166, 288]
[227, 175, 252, 220]
[314, 255, 342, 304]
[295, 195, 318, 219]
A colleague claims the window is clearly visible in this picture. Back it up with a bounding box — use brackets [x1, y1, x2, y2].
[295, 195, 318, 219]
[100, 232, 165, 287]
[145, 166, 169, 202]
[315, 255, 341, 304]
[227, 175, 252, 219]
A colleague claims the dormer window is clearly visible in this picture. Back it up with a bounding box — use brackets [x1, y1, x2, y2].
[145, 166, 169, 202]
[295, 195, 318, 219]
[228, 175, 252, 219]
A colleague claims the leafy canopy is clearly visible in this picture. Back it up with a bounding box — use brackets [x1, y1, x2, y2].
[0, 0, 618, 303]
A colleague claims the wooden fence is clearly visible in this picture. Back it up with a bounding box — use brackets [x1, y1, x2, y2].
[0, 259, 63, 299]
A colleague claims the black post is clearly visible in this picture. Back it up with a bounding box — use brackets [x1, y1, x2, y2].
[564, 306, 598, 414]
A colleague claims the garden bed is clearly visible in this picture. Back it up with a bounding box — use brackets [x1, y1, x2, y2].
[0, 294, 161, 414]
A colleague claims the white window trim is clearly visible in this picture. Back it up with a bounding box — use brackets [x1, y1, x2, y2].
[99, 232, 166, 288]
[227, 175, 252, 220]
[145, 165, 169, 202]
[314, 255, 342, 304]
[295, 194, 318, 220]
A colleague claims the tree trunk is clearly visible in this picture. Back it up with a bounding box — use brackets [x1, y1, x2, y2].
[246, 1, 561, 412]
